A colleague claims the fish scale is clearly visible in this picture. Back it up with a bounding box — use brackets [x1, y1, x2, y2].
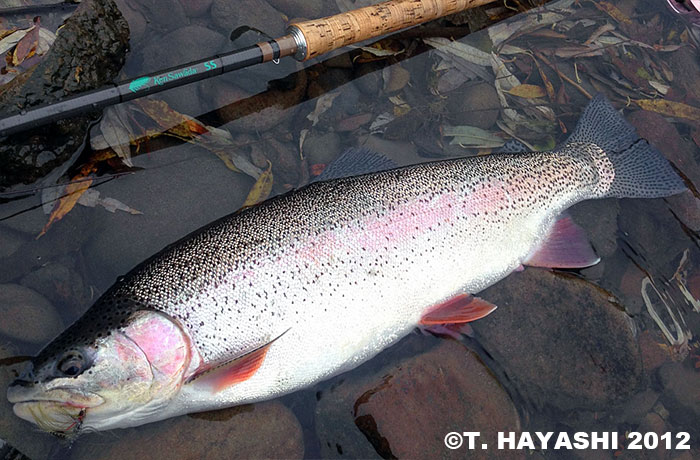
[9, 95, 687, 435]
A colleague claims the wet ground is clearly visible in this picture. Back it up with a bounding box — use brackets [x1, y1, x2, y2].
[0, 0, 699, 458]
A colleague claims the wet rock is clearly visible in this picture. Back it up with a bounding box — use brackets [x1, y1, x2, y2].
[471, 269, 643, 412]
[382, 64, 411, 93]
[70, 401, 303, 459]
[209, 69, 306, 133]
[639, 331, 672, 374]
[129, 0, 188, 33]
[135, 25, 227, 115]
[618, 264, 647, 316]
[0, 195, 47, 235]
[316, 339, 522, 459]
[446, 82, 500, 130]
[303, 132, 342, 165]
[668, 47, 700, 103]
[354, 63, 383, 97]
[360, 134, 426, 167]
[267, 0, 333, 19]
[667, 191, 700, 232]
[265, 139, 304, 189]
[114, 0, 148, 42]
[0, 204, 90, 284]
[0, 0, 130, 190]
[0, 224, 26, 259]
[82, 145, 254, 292]
[211, 0, 286, 37]
[324, 53, 354, 69]
[657, 363, 700, 436]
[569, 198, 620, 259]
[20, 262, 90, 317]
[620, 389, 659, 424]
[618, 199, 687, 273]
[0, 344, 56, 460]
[0, 284, 64, 344]
[626, 110, 700, 188]
[180, 0, 213, 17]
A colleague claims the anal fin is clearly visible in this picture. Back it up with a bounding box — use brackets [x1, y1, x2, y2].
[420, 293, 497, 325]
[524, 213, 600, 269]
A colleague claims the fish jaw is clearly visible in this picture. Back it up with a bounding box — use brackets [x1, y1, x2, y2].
[7, 310, 195, 436]
[8, 384, 104, 435]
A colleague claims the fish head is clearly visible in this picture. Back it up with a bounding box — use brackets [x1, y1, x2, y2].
[7, 309, 192, 437]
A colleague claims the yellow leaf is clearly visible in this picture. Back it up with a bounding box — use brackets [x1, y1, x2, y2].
[595, 2, 632, 24]
[507, 84, 546, 99]
[635, 99, 700, 122]
[242, 161, 273, 207]
[37, 176, 93, 239]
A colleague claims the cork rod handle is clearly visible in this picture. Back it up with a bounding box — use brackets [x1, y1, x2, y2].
[288, 0, 494, 61]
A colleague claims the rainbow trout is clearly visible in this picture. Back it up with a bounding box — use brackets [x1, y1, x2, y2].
[7, 95, 686, 436]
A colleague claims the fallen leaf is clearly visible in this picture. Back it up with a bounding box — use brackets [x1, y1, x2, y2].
[12, 19, 40, 66]
[243, 161, 273, 207]
[310, 163, 326, 176]
[595, 1, 632, 24]
[0, 29, 27, 56]
[635, 99, 700, 122]
[382, 65, 410, 93]
[442, 125, 505, 148]
[306, 92, 340, 126]
[336, 112, 373, 132]
[134, 99, 261, 178]
[38, 166, 95, 238]
[507, 84, 546, 98]
[423, 37, 491, 67]
[77, 188, 142, 214]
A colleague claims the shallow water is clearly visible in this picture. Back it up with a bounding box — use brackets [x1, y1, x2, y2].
[0, 0, 699, 458]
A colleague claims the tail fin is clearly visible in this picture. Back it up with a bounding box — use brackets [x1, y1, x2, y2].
[565, 94, 686, 198]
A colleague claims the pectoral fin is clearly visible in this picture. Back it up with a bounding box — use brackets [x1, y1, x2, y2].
[420, 293, 497, 325]
[524, 213, 600, 269]
[186, 329, 288, 393]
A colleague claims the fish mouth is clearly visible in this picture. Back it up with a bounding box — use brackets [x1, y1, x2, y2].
[12, 400, 88, 436]
[8, 386, 104, 436]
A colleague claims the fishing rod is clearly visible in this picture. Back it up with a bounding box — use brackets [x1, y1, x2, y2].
[0, 0, 494, 137]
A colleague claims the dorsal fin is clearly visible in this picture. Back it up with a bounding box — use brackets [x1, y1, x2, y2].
[524, 213, 599, 268]
[313, 147, 397, 182]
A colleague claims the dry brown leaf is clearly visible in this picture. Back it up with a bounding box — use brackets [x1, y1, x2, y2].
[38, 168, 95, 239]
[12, 21, 39, 66]
[594, 2, 632, 24]
[635, 99, 700, 122]
[507, 83, 547, 99]
[532, 57, 555, 102]
[242, 161, 273, 207]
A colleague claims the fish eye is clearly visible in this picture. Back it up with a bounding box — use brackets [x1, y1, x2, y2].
[57, 352, 85, 377]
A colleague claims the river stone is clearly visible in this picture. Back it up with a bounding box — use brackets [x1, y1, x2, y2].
[82, 144, 254, 292]
[658, 363, 700, 437]
[20, 262, 90, 317]
[70, 401, 304, 459]
[316, 338, 523, 459]
[0, 284, 64, 345]
[134, 25, 228, 115]
[470, 269, 643, 412]
[568, 198, 619, 259]
[0, 225, 26, 259]
[211, 0, 286, 37]
[0, 0, 129, 190]
[0, 344, 56, 460]
[446, 81, 500, 130]
[303, 132, 342, 166]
